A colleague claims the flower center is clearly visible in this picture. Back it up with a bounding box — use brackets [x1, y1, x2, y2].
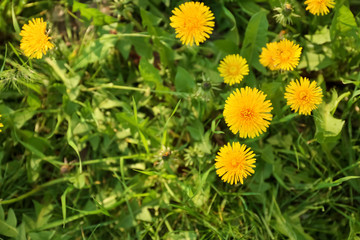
[240, 108, 254, 120]
[184, 16, 200, 32]
[279, 49, 291, 61]
[299, 91, 310, 103]
[229, 66, 239, 75]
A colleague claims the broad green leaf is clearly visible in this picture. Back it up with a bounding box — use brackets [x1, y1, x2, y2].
[186, 119, 204, 141]
[239, 0, 262, 16]
[330, 5, 357, 39]
[132, 36, 153, 59]
[221, 5, 239, 45]
[314, 90, 349, 143]
[13, 130, 46, 158]
[27, 93, 41, 109]
[0, 208, 18, 237]
[214, 39, 238, 55]
[73, 34, 118, 70]
[140, 8, 173, 68]
[135, 207, 152, 222]
[140, 8, 161, 36]
[240, 10, 268, 73]
[0, 219, 18, 237]
[175, 67, 195, 92]
[13, 109, 35, 129]
[305, 26, 331, 45]
[15, 223, 26, 240]
[69, 173, 87, 189]
[72, 0, 117, 26]
[115, 24, 134, 59]
[6, 209, 17, 227]
[139, 58, 163, 90]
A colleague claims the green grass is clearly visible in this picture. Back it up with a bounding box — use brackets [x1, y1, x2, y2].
[0, 0, 360, 239]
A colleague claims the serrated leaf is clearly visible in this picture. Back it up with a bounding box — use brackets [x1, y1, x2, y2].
[314, 90, 349, 143]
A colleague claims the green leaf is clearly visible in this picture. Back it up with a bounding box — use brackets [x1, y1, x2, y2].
[72, 0, 117, 26]
[240, 10, 268, 73]
[0, 219, 18, 237]
[314, 90, 349, 143]
[315, 176, 360, 190]
[11, 1, 20, 35]
[29, 231, 55, 240]
[15, 223, 26, 240]
[73, 34, 118, 70]
[186, 119, 204, 141]
[175, 67, 195, 93]
[221, 5, 239, 45]
[27, 93, 41, 109]
[330, 5, 357, 39]
[305, 26, 331, 45]
[69, 173, 87, 189]
[139, 58, 162, 89]
[135, 207, 152, 222]
[0, 207, 18, 237]
[6, 209, 17, 227]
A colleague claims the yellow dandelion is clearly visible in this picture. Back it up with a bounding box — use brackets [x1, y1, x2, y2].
[218, 54, 249, 85]
[223, 87, 273, 138]
[215, 142, 256, 185]
[170, 1, 215, 46]
[259, 42, 279, 71]
[20, 18, 54, 59]
[274, 39, 302, 71]
[304, 0, 335, 16]
[0, 115, 3, 132]
[285, 77, 323, 115]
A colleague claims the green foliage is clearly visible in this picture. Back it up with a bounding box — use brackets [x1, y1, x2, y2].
[0, 0, 359, 239]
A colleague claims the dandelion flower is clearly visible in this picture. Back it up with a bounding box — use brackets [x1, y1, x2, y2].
[285, 77, 323, 115]
[223, 87, 273, 138]
[259, 42, 279, 71]
[170, 1, 215, 46]
[215, 142, 256, 185]
[273, 39, 302, 71]
[0, 115, 3, 132]
[20, 18, 54, 59]
[304, 0, 335, 16]
[218, 54, 249, 85]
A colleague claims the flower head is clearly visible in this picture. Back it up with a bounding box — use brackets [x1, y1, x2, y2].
[218, 54, 249, 85]
[215, 142, 256, 185]
[274, 39, 302, 71]
[170, 2, 215, 46]
[304, 0, 335, 16]
[285, 77, 323, 115]
[223, 87, 273, 138]
[20, 18, 54, 59]
[259, 42, 279, 71]
[260, 39, 302, 71]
